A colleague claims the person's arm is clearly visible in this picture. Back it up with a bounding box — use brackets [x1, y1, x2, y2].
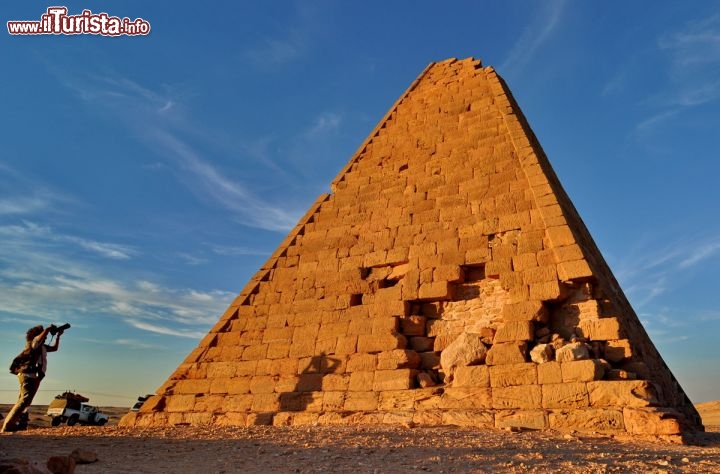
[47, 332, 60, 352]
[31, 327, 53, 350]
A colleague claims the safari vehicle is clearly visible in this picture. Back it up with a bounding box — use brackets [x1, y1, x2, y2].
[46, 392, 109, 427]
[130, 394, 153, 412]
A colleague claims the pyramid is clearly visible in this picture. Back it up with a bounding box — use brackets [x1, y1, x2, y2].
[120, 58, 703, 436]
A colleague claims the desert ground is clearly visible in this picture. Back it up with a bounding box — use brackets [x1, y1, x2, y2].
[1, 403, 720, 473]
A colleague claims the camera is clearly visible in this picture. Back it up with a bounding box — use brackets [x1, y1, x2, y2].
[49, 323, 71, 335]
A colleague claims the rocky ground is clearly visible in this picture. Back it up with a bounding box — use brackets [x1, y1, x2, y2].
[1, 405, 720, 473]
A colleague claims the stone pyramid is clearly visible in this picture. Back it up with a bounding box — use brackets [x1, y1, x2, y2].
[120, 58, 703, 436]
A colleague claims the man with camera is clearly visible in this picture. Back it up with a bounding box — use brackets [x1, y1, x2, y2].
[2, 323, 67, 433]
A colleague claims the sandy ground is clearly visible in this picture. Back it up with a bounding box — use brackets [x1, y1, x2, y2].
[1, 405, 720, 473]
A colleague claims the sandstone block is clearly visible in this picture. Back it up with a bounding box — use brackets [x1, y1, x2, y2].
[417, 372, 437, 387]
[603, 339, 632, 362]
[373, 369, 417, 391]
[489, 363, 537, 388]
[623, 408, 682, 435]
[251, 393, 280, 412]
[485, 342, 527, 365]
[493, 321, 534, 343]
[561, 359, 605, 383]
[274, 375, 298, 393]
[587, 381, 658, 408]
[495, 410, 548, 430]
[419, 351, 441, 370]
[578, 318, 621, 340]
[378, 390, 418, 411]
[343, 392, 378, 411]
[453, 365, 490, 388]
[322, 391, 346, 411]
[557, 260, 593, 281]
[348, 371, 374, 391]
[542, 383, 589, 409]
[537, 361, 562, 384]
[288, 339, 315, 359]
[555, 341, 590, 362]
[409, 336, 435, 352]
[371, 316, 399, 334]
[194, 395, 223, 414]
[530, 344, 554, 364]
[440, 387, 492, 409]
[207, 361, 238, 379]
[279, 392, 322, 412]
[547, 225, 576, 247]
[335, 335, 358, 355]
[492, 385, 542, 409]
[433, 333, 460, 351]
[357, 333, 407, 353]
[166, 394, 196, 412]
[413, 411, 444, 425]
[529, 281, 562, 301]
[400, 315, 427, 336]
[442, 410, 495, 428]
[173, 379, 211, 394]
[249, 375, 276, 394]
[246, 413, 274, 426]
[382, 412, 415, 426]
[548, 409, 624, 433]
[216, 412, 248, 426]
[267, 342, 291, 360]
[440, 333, 488, 380]
[292, 412, 321, 426]
[226, 377, 252, 395]
[377, 349, 421, 370]
[502, 301, 549, 323]
[346, 353, 376, 372]
[418, 281, 450, 300]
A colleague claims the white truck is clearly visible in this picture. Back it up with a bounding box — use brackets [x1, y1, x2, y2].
[46, 392, 109, 427]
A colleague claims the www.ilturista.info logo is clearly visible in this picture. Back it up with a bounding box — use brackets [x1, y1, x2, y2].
[7, 7, 150, 36]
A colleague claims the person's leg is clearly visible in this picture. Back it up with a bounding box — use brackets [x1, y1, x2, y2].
[1, 375, 40, 432]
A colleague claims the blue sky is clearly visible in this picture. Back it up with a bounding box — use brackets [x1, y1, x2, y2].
[1, 1, 719, 407]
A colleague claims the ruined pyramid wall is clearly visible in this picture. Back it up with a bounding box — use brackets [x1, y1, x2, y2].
[120, 58, 702, 435]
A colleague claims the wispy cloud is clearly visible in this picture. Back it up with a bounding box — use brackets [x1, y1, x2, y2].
[678, 241, 720, 268]
[601, 70, 627, 97]
[112, 338, 165, 350]
[152, 130, 300, 232]
[0, 220, 234, 337]
[242, 37, 305, 66]
[126, 319, 206, 339]
[0, 163, 73, 217]
[0, 220, 136, 260]
[500, 0, 566, 76]
[48, 64, 303, 233]
[641, 13, 720, 121]
[209, 244, 266, 256]
[659, 14, 720, 72]
[239, 2, 328, 68]
[304, 113, 341, 138]
[614, 234, 720, 308]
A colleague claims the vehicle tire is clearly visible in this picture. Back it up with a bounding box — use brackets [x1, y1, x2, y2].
[67, 414, 79, 426]
[96, 418, 107, 426]
[51, 416, 62, 427]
